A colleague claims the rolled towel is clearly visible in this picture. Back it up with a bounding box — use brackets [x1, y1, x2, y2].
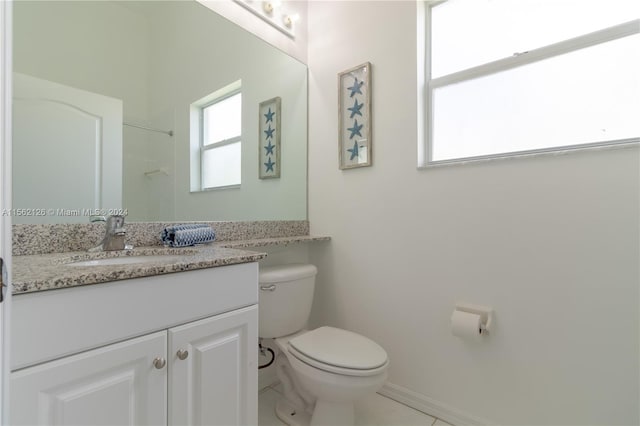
[161, 224, 216, 247]
[161, 223, 208, 243]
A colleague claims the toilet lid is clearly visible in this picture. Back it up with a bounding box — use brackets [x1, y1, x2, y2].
[288, 326, 388, 370]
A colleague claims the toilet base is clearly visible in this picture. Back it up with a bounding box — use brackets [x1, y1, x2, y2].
[276, 397, 311, 426]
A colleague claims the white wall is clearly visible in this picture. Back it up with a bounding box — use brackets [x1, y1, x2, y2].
[307, 2, 639, 424]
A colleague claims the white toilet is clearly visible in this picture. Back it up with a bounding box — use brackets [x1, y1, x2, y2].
[259, 264, 389, 426]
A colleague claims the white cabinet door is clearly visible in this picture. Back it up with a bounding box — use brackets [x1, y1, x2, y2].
[11, 331, 167, 426]
[169, 305, 258, 426]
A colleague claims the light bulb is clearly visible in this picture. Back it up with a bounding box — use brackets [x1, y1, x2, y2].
[283, 13, 299, 28]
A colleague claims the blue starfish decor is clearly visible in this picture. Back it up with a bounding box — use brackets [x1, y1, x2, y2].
[347, 141, 359, 161]
[347, 77, 364, 98]
[264, 157, 275, 173]
[264, 124, 275, 139]
[348, 98, 364, 118]
[264, 140, 275, 156]
[347, 119, 363, 139]
[264, 107, 275, 123]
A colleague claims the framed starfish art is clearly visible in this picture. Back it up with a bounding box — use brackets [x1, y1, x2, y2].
[338, 62, 371, 169]
[259, 96, 281, 179]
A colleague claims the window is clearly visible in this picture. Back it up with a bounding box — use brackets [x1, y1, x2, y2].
[190, 84, 242, 191]
[421, 0, 640, 166]
[200, 91, 242, 189]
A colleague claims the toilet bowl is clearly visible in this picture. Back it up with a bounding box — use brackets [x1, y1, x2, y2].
[259, 264, 389, 426]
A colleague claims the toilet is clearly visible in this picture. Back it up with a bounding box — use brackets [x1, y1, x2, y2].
[259, 264, 389, 426]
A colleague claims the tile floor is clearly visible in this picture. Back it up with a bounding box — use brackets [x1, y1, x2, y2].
[259, 383, 454, 426]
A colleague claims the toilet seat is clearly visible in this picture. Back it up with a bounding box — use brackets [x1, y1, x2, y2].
[287, 326, 388, 377]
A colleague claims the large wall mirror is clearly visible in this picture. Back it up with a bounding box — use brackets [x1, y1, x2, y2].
[12, 0, 307, 224]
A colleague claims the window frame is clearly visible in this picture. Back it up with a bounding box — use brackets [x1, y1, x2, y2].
[420, 1, 640, 167]
[199, 89, 242, 190]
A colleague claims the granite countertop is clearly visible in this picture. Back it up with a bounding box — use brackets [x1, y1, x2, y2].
[12, 245, 266, 295]
[12, 235, 330, 295]
[216, 235, 330, 249]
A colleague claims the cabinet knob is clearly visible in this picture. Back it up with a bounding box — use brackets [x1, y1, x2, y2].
[177, 349, 189, 360]
[153, 357, 166, 369]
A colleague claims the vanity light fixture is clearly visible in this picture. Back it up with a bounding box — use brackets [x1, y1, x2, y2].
[233, 0, 297, 39]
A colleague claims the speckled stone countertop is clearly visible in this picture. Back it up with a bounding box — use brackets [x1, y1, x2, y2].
[12, 245, 266, 295]
[216, 235, 330, 249]
[12, 235, 330, 295]
[13, 220, 312, 256]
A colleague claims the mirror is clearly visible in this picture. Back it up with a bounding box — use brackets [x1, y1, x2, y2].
[12, 0, 307, 224]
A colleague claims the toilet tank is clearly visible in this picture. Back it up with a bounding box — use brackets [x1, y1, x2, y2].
[258, 264, 317, 338]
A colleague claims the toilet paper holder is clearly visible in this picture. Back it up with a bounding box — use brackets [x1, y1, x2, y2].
[454, 302, 494, 334]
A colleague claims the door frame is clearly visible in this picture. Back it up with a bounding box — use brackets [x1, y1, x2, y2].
[0, 0, 12, 423]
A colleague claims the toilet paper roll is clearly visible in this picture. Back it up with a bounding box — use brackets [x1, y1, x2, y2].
[451, 310, 483, 342]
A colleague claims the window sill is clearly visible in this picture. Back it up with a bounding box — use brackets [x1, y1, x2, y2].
[191, 184, 241, 193]
[417, 139, 639, 169]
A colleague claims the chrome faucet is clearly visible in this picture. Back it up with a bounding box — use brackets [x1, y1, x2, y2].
[89, 215, 130, 251]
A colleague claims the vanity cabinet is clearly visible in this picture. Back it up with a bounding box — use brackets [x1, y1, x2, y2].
[11, 331, 168, 425]
[10, 263, 259, 426]
[169, 306, 256, 425]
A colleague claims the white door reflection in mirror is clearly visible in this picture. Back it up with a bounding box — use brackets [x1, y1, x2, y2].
[13, 73, 122, 224]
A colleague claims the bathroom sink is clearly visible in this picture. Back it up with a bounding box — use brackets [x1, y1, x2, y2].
[66, 254, 189, 267]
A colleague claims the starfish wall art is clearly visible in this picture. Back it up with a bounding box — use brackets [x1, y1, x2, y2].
[258, 97, 281, 179]
[338, 62, 372, 169]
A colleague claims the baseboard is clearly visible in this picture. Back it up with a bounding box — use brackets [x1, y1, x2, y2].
[378, 382, 492, 426]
